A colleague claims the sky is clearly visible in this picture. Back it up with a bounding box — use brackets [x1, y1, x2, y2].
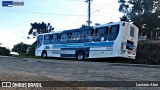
[0, 0, 123, 50]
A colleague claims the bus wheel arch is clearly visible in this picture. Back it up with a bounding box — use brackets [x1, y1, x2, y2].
[76, 50, 85, 61]
[41, 50, 47, 59]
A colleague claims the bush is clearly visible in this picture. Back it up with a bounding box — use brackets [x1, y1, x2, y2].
[136, 40, 160, 65]
[0, 46, 11, 56]
[26, 41, 36, 56]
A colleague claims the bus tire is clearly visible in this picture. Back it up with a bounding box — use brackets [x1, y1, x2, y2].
[42, 51, 47, 59]
[76, 51, 85, 61]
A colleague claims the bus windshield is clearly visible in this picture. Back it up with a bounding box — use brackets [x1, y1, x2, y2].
[36, 35, 43, 48]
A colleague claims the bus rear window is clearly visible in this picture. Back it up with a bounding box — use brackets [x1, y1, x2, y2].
[130, 27, 134, 37]
[126, 40, 134, 50]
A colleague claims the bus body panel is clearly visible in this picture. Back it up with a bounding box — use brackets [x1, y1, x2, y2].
[35, 22, 139, 60]
[117, 22, 139, 59]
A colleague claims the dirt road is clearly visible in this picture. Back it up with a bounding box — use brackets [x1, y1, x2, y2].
[0, 56, 160, 90]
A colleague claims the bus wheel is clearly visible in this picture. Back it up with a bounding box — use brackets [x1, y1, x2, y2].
[76, 51, 85, 61]
[42, 51, 47, 59]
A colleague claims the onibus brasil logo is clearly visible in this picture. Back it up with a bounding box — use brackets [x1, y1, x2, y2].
[1, 82, 42, 87]
[2, 1, 24, 7]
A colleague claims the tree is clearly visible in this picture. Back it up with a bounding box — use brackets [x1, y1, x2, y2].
[120, 15, 129, 22]
[28, 22, 54, 38]
[118, 0, 160, 38]
[118, 0, 129, 21]
[81, 24, 88, 28]
[0, 46, 10, 56]
[12, 42, 29, 55]
[27, 41, 36, 56]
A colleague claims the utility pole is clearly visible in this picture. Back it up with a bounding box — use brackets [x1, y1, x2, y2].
[86, 0, 92, 27]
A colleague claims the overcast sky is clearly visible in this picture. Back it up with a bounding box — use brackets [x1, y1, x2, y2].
[0, 0, 122, 50]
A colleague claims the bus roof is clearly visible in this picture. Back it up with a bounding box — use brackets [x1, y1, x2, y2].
[37, 21, 134, 36]
[62, 27, 93, 33]
[37, 27, 93, 36]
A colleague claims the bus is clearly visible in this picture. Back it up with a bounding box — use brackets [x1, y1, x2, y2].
[35, 21, 139, 61]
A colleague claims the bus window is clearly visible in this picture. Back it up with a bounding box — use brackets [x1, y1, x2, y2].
[89, 30, 94, 42]
[69, 31, 80, 43]
[59, 33, 68, 43]
[51, 34, 59, 44]
[108, 25, 119, 41]
[81, 31, 88, 39]
[81, 31, 88, 42]
[36, 35, 43, 48]
[43, 34, 51, 45]
[81, 30, 93, 42]
[126, 40, 134, 50]
[94, 27, 109, 42]
[67, 32, 72, 39]
[130, 27, 134, 37]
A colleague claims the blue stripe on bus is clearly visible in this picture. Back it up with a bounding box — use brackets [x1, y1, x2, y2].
[88, 42, 114, 47]
[52, 42, 114, 48]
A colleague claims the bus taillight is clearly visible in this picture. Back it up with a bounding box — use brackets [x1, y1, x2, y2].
[121, 42, 125, 53]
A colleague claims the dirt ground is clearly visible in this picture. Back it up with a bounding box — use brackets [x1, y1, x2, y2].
[0, 57, 160, 90]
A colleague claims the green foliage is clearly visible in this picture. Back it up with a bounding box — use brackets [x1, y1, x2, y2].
[12, 42, 29, 55]
[0, 46, 10, 56]
[27, 41, 36, 56]
[28, 22, 54, 38]
[119, 0, 160, 64]
[120, 15, 129, 21]
[137, 41, 153, 55]
[118, 0, 160, 35]
[136, 41, 160, 64]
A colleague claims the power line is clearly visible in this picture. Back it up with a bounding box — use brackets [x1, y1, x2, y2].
[69, 1, 85, 17]
[0, 8, 85, 16]
[0, 1, 119, 16]
[71, 8, 87, 26]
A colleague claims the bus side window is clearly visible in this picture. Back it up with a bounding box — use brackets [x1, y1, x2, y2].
[81, 31, 87, 39]
[59, 33, 68, 44]
[67, 32, 71, 39]
[43, 34, 51, 45]
[81, 31, 89, 42]
[94, 27, 107, 42]
[88, 30, 94, 42]
[51, 34, 58, 44]
[69, 31, 80, 43]
[108, 25, 119, 41]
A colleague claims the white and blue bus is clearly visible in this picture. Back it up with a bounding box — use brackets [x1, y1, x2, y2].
[35, 22, 139, 60]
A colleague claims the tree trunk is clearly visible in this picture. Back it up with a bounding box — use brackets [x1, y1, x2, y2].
[151, 31, 152, 40]
[156, 32, 157, 39]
